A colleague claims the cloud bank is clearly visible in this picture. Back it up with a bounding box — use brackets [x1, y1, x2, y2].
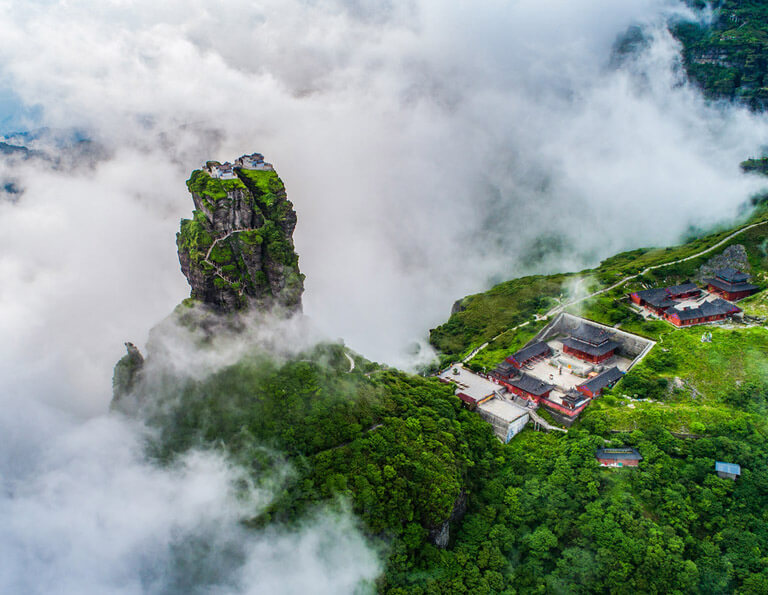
[0, 396, 380, 594]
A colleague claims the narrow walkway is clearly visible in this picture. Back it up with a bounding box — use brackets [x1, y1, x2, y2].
[527, 408, 568, 433]
[461, 321, 530, 363]
[204, 228, 247, 262]
[344, 351, 355, 372]
[465, 219, 768, 362]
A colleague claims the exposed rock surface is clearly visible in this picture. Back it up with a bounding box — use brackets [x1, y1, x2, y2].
[428, 490, 467, 549]
[450, 298, 467, 316]
[697, 244, 750, 281]
[176, 158, 304, 314]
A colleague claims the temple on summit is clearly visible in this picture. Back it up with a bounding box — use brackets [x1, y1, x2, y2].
[704, 268, 760, 301]
[561, 324, 620, 364]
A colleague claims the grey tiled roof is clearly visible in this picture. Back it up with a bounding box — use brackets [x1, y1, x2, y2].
[508, 341, 550, 364]
[705, 277, 759, 294]
[507, 373, 554, 396]
[578, 367, 624, 393]
[668, 298, 738, 321]
[596, 448, 642, 461]
[562, 336, 620, 357]
[570, 323, 612, 346]
[715, 267, 749, 283]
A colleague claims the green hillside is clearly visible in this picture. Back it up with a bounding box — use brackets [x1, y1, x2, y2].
[140, 335, 768, 592]
[431, 208, 768, 365]
[133, 204, 768, 592]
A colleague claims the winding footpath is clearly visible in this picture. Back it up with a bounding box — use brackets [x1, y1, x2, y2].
[202, 228, 251, 294]
[463, 218, 768, 363]
[462, 321, 530, 363]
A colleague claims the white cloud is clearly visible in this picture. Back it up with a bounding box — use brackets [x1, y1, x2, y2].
[0, 398, 380, 594]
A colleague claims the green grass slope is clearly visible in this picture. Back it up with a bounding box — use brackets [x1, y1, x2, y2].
[431, 208, 768, 364]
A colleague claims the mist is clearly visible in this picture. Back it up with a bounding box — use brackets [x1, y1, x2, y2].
[3, 0, 768, 591]
[0, 395, 381, 594]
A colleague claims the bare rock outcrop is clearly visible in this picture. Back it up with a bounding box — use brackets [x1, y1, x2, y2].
[428, 490, 468, 549]
[697, 244, 750, 281]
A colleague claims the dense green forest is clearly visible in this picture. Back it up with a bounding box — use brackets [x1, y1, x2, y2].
[137, 336, 768, 593]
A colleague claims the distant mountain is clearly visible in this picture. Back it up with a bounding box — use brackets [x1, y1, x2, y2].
[672, 1, 768, 111]
[0, 128, 107, 201]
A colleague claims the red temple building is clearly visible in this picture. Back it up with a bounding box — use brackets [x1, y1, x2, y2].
[704, 268, 760, 301]
[556, 391, 590, 414]
[577, 366, 625, 398]
[505, 341, 551, 369]
[596, 448, 642, 467]
[503, 373, 554, 401]
[630, 281, 701, 315]
[488, 361, 517, 382]
[666, 282, 701, 300]
[664, 298, 740, 327]
[561, 324, 620, 364]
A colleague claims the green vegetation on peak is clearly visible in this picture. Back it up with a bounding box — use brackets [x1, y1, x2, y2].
[236, 168, 284, 207]
[176, 210, 214, 264]
[186, 169, 247, 207]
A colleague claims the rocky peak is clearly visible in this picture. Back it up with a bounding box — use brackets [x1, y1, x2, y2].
[176, 156, 304, 314]
[111, 341, 144, 406]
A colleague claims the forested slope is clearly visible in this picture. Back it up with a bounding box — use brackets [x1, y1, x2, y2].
[673, 1, 768, 110]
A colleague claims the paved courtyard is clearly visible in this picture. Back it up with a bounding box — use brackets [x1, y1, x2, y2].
[438, 364, 500, 401]
[518, 339, 633, 393]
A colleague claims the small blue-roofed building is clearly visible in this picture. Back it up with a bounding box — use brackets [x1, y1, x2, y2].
[715, 461, 741, 480]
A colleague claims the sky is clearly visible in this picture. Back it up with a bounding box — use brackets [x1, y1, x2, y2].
[2, 0, 768, 592]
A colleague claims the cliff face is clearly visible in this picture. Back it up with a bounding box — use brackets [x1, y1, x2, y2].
[176, 160, 304, 313]
[672, 2, 768, 111]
